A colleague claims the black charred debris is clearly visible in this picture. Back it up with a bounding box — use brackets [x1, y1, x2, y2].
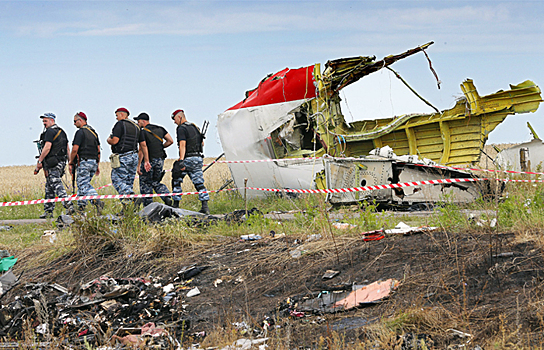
[0, 266, 210, 348]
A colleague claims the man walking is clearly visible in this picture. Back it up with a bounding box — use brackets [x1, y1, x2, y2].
[171, 109, 210, 214]
[68, 111, 104, 213]
[106, 107, 151, 205]
[34, 113, 75, 218]
[135, 112, 174, 207]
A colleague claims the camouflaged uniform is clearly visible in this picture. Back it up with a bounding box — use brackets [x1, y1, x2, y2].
[139, 124, 172, 207]
[110, 119, 141, 198]
[72, 125, 100, 210]
[44, 160, 73, 214]
[140, 158, 171, 206]
[41, 125, 74, 215]
[112, 152, 138, 195]
[172, 122, 209, 203]
[76, 160, 99, 208]
[172, 156, 209, 202]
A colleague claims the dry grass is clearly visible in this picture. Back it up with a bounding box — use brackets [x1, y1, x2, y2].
[0, 157, 231, 199]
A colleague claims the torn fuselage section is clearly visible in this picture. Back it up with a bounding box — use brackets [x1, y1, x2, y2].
[217, 42, 540, 204]
[217, 66, 326, 194]
[322, 152, 499, 207]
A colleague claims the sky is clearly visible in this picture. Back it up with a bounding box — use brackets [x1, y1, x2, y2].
[1, 0, 543, 166]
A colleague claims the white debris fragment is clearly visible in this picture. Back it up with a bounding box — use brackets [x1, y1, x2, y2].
[163, 283, 175, 293]
[187, 287, 200, 297]
[42, 230, 57, 243]
[384, 221, 437, 235]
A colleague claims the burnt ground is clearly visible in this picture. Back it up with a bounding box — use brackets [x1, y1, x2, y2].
[5, 226, 544, 348]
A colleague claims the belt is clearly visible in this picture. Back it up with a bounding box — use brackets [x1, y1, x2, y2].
[185, 152, 202, 158]
[119, 150, 137, 156]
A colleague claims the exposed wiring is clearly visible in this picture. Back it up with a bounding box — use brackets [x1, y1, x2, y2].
[422, 49, 441, 89]
[341, 90, 355, 122]
[386, 67, 440, 113]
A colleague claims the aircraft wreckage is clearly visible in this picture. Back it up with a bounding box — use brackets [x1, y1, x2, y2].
[217, 42, 542, 205]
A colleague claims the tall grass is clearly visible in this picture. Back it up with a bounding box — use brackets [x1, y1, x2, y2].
[0, 158, 231, 219]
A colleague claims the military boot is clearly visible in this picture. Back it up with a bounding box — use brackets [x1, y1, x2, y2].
[93, 200, 105, 215]
[163, 196, 173, 207]
[199, 200, 210, 215]
[173, 200, 180, 208]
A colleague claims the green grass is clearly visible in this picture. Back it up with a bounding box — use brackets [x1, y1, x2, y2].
[0, 223, 50, 249]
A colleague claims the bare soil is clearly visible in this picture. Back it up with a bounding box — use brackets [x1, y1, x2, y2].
[7, 224, 544, 348]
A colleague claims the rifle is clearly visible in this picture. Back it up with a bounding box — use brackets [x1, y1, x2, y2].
[33, 128, 45, 174]
[71, 155, 78, 194]
[201, 120, 209, 139]
[33, 139, 44, 159]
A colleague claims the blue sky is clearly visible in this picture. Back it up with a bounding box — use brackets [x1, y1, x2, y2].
[1, 0, 543, 165]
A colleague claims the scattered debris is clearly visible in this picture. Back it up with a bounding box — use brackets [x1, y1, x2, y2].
[399, 332, 434, 350]
[446, 328, 473, 349]
[332, 279, 400, 311]
[331, 222, 357, 230]
[56, 214, 74, 228]
[361, 230, 385, 242]
[331, 317, 375, 331]
[0, 270, 19, 296]
[384, 222, 438, 235]
[285, 279, 400, 314]
[0, 256, 17, 272]
[187, 287, 200, 297]
[0, 275, 191, 345]
[139, 202, 210, 223]
[224, 208, 263, 224]
[112, 322, 171, 348]
[493, 252, 515, 258]
[178, 265, 208, 280]
[322, 270, 340, 280]
[41, 230, 57, 243]
[468, 214, 498, 228]
[306, 234, 322, 242]
[219, 337, 268, 350]
[289, 249, 305, 259]
[240, 234, 262, 241]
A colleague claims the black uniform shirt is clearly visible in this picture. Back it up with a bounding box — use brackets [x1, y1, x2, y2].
[110, 119, 144, 153]
[73, 125, 100, 160]
[141, 124, 168, 159]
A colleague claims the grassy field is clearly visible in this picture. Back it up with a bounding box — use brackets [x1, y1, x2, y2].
[0, 157, 232, 219]
[1, 150, 544, 349]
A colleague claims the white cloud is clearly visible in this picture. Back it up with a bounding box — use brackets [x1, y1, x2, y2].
[3, 2, 544, 53]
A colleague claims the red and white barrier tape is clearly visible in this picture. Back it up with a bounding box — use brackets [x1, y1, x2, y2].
[5, 176, 544, 208]
[247, 177, 488, 194]
[208, 155, 544, 177]
[96, 183, 113, 191]
[410, 162, 544, 177]
[93, 156, 542, 192]
[0, 189, 239, 207]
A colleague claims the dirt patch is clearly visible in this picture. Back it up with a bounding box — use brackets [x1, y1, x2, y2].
[5, 228, 544, 348]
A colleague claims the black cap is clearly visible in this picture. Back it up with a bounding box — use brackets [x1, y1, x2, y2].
[134, 112, 149, 121]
